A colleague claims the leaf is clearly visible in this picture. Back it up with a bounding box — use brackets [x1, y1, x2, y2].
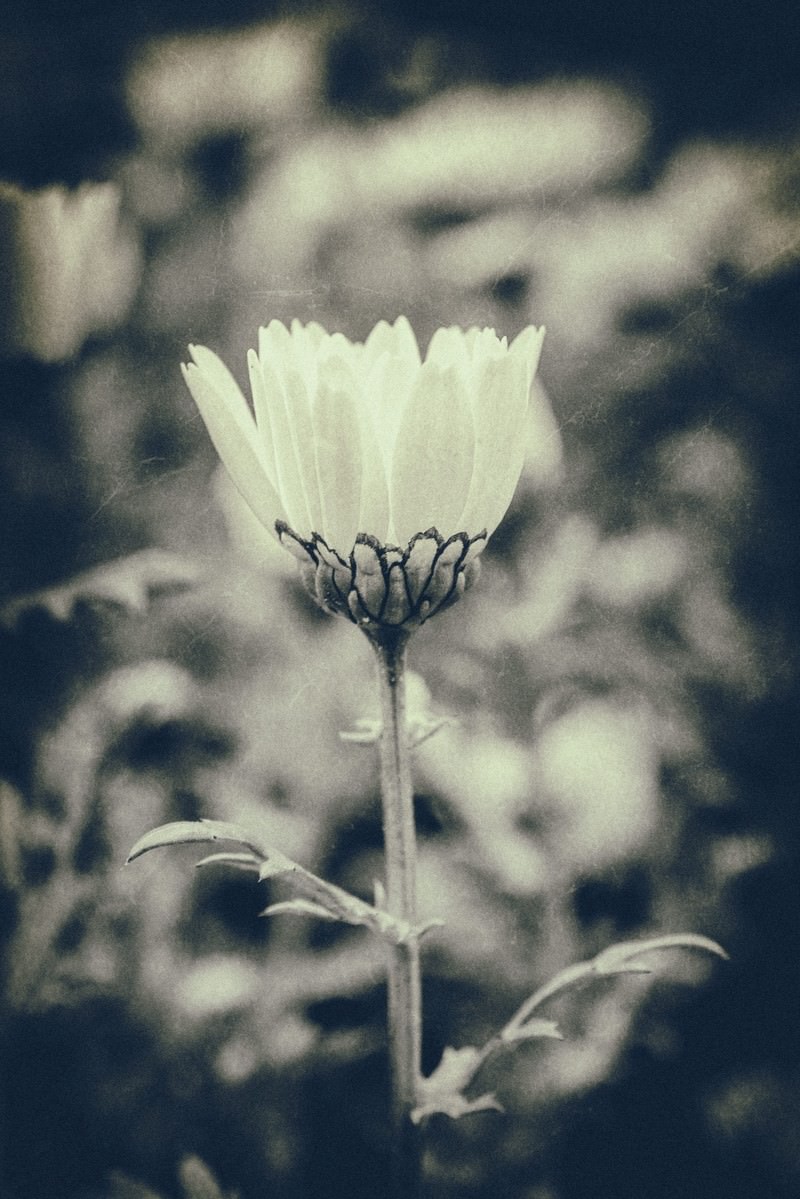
[412, 1046, 503, 1123]
[128, 819, 424, 947]
[501, 931, 729, 1039]
[195, 851, 262, 872]
[593, 933, 729, 975]
[261, 899, 340, 921]
[502, 1018, 563, 1044]
[339, 718, 382, 745]
[179, 1155, 226, 1199]
[106, 1173, 165, 1199]
[257, 856, 419, 945]
[0, 550, 200, 630]
[409, 715, 452, 748]
[419, 932, 729, 1123]
[127, 819, 275, 864]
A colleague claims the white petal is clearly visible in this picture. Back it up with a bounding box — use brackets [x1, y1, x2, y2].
[356, 403, 391, 542]
[363, 350, 417, 467]
[182, 353, 284, 535]
[291, 317, 329, 346]
[258, 319, 292, 366]
[524, 379, 563, 487]
[283, 365, 325, 533]
[255, 350, 314, 537]
[364, 315, 421, 372]
[189, 343, 246, 400]
[509, 325, 546, 384]
[425, 327, 470, 373]
[312, 380, 363, 552]
[469, 327, 505, 366]
[389, 315, 422, 366]
[390, 361, 475, 544]
[363, 319, 397, 368]
[247, 349, 278, 488]
[458, 353, 529, 536]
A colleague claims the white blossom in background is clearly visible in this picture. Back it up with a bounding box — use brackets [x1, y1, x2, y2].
[0, 181, 139, 361]
[182, 317, 558, 633]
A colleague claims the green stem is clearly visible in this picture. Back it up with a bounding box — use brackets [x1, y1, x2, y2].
[372, 632, 423, 1199]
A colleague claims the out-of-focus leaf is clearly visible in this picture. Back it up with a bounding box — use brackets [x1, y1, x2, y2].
[418, 932, 729, 1122]
[501, 1018, 563, 1044]
[179, 1155, 227, 1199]
[412, 1046, 502, 1123]
[0, 780, 23, 889]
[106, 1172, 165, 1199]
[0, 550, 200, 630]
[339, 717, 382, 745]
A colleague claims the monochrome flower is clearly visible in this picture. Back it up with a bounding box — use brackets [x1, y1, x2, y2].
[0, 181, 138, 361]
[182, 317, 553, 633]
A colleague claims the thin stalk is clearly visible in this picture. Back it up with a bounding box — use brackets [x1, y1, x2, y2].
[372, 632, 423, 1199]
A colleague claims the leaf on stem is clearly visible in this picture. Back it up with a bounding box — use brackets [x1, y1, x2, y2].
[501, 930, 729, 1042]
[415, 930, 728, 1122]
[592, 933, 730, 975]
[339, 717, 382, 745]
[195, 851, 262, 872]
[126, 819, 275, 863]
[412, 1046, 503, 1124]
[501, 1019, 563, 1044]
[261, 898, 341, 922]
[127, 818, 425, 946]
[257, 856, 424, 945]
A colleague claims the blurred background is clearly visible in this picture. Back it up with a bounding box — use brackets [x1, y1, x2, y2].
[1, 2, 799, 1197]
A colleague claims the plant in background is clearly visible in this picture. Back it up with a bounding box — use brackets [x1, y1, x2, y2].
[129, 318, 726, 1198]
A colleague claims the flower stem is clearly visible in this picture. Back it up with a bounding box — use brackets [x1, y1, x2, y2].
[372, 632, 423, 1199]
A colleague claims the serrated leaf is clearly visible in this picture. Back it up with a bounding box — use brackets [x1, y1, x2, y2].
[0, 550, 199, 630]
[127, 819, 270, 863]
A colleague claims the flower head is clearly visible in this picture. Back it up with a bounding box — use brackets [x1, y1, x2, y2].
[182, 317, 553, 635]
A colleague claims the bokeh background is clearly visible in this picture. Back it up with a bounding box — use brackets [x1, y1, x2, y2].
[1, 2, 800, 1197]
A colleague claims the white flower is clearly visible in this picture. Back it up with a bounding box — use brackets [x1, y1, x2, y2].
[182, 317, 553, 632]
[0, 181, 138, 361]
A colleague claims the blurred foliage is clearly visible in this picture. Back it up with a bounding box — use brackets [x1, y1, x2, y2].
[1, 3, 800, 1199]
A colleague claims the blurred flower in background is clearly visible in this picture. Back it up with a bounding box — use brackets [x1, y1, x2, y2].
[0, 181, 139, 361]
